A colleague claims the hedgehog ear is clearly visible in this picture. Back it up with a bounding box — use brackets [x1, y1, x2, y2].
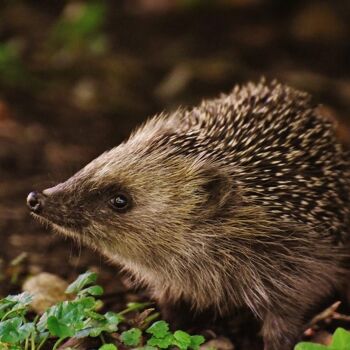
[200, 167, 233, 217]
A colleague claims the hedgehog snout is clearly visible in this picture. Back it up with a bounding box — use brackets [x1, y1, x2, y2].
[26, 191, 46, 214]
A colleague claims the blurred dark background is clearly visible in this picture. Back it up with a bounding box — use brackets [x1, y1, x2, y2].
[0, 0, 350, 344]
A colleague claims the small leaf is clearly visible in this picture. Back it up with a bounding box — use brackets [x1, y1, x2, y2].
[6, 292, 33, 307]
[104, 312, 122, 326]
[331, 328, 350, 349]
[74, 328, 92, 339]
[0, 318, 34, 344]
[89, 327, 105, 337]
[146, 321, 170, 338]
[0, 299, 16, 317]
[173, 330, 192, 350]
[120, 328, 142, 347]
[47, 316, 74, 338]
[80, 285, 104, 296]
[147, 334, 173, 349]
[118, 302, 151, 315]
[99, 344, 118, 350]
[0, 317, 22, 343]
[76, 296, 97, 309]
[294, 343, 328, 350]
[102, 322, 119, 334]
[1, 292, 33, 317]
[65, 271, 98, 294]
[18, 322, 35, 342]
[127, 302, 148, 309]
[190, 335, 205, 350]
[85, 310, 105, 321]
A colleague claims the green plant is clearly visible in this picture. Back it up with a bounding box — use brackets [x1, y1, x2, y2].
[50, 1, 108, 55]
[0, 271, 205, 350]
[145, 321, 204, 350]
[0, 41, 30, 87]
[295, 328, 350, 350]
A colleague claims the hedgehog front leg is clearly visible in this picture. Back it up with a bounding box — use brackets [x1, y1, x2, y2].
[160, 301, 195, 330]
[160, 299, 216, 330]
[261, 311, 302, 350]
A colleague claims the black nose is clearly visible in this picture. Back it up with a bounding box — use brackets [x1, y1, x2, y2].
[26, 191, 44, 213]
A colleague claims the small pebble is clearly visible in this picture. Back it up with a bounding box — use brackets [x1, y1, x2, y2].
[201, 336, 235, 350]
[22, 272, 69, 314]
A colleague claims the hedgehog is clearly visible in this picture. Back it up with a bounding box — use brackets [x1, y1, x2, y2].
[27, 80, 350, 350]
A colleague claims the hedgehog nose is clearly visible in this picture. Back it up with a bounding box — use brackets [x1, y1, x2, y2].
[26, 191, 44, 213]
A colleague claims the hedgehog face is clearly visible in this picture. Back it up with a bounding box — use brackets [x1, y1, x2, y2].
[28, 140, 233, 268]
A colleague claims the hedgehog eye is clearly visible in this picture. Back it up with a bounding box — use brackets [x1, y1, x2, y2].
[109, 194, 129, 212]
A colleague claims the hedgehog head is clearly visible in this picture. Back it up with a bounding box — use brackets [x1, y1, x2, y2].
[28, 117, 235, 271]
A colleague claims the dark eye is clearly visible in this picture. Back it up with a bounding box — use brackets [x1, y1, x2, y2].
[109, 194, 130, 212]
